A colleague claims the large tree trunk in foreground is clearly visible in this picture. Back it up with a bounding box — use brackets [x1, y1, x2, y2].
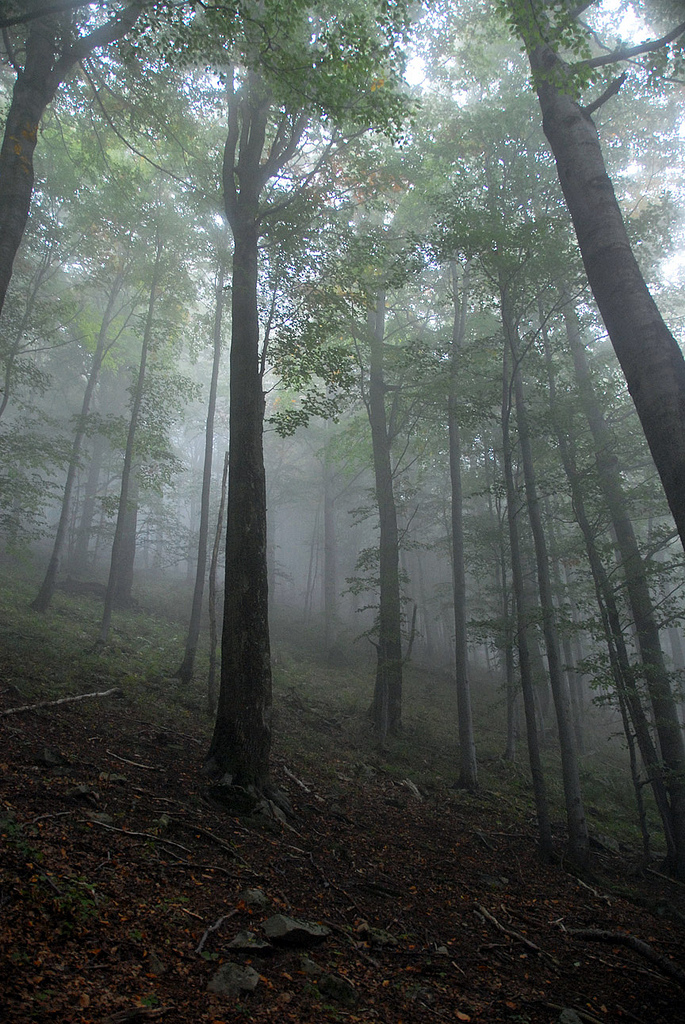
[206, 215, 272, 788]
[522, 27, 685, 557]
[367, 290, 403, 741]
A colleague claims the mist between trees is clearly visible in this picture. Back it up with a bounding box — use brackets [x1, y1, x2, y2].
[2, 0, 685, 877]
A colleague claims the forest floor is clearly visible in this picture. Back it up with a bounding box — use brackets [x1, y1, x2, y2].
[2, 593, 685, 1023]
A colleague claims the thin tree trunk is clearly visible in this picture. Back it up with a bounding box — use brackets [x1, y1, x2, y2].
[70, 431, 107, 576]
[111, 465, 138, 608]
[208, 451, 229, 717]
[448, 262, 477, 789]
[544, 325, 677, 867]
[176, 263, 226, 684]
[502, 283, 589, 869]
[565, 299, 685, 878]
[98, 234, 162, 644]
[501, 339, 553, 862]
[367, 290, 403, 740]
[323, 444, 338, 656]
[32, 269, 124, 611]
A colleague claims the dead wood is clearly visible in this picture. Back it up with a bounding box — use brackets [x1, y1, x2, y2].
[475, 904, 557, 963]
[195, 909, 238, 954]
[106, 750, 161, 771]
[567, 928, 685, 989]
[0, 687, 123, 716]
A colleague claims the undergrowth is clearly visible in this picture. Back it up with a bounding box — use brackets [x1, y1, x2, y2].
[0, 559, 664, 864]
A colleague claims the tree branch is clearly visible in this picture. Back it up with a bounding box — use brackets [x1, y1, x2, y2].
[0, 0, 95, 29]
[575, 19, 685, 70]
[582, 72, 626, 116]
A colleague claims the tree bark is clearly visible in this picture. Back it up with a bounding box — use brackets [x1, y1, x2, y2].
[206, 71, 285, 789]
[207, 451, 228, 717]
[367, 290, 403, 740]
[519, 14, 685, 556]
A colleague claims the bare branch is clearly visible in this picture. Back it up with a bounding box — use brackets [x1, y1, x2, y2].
[576, 19, 685, 71]
[582, 72, 626, 116]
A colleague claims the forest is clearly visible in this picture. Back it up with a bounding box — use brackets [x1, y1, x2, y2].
[2, 0, 685, 1021]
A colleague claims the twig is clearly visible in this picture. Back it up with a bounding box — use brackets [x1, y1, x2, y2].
[473, 830, 496, 850]
[0, 687, 123, 716]
[567, 928, 685, 990]
[32, 810, 74, 824]
[283, 765, 311, 793]
[104, 1007, 171, 1023]
[85, 819, 192, 853]
[173, 819, 254, 870]
[475, 904, 556, 963]
[196, 909, 238, 954]
[106, 750, 161, 771]
[646, 866, 685, 889]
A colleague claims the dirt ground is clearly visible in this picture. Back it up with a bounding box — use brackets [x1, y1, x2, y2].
[2, 683, 685, 1024]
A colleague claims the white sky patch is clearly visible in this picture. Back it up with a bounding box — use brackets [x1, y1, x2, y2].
[662, 252, 685, 285]
[404, 55, 426, 87]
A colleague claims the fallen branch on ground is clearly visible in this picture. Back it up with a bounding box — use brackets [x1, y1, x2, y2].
[106, 750, 161, 771]
[476, 904, 557, 963]
[0, 687, 123, 716]
[567, 928, 685, 990]
[196, 910, 238, 954]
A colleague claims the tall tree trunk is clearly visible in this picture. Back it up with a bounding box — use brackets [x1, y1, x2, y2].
[0, 5, 141, 318]
[176, 263, 226, 684]
[448, 262, 477, 789]
[502, 282, 589, 869]
[544, 315, 678, 866]
[323, 444, 338, 657]
[111, 465, 138, 608]
[367, 290, 403, 740]
[516, 11, 685, 555]
[32, 271, 124, 611]
[501, 339, 553, 861]
[206, 209, 272, 787]
[98, 235, 162, 644]
[565, 300, 685, 878]
[208, 451, 229, 717]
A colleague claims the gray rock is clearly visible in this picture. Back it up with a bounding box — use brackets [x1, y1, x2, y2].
[207, 962, 260, 996]
[356, 921, 398, 947]
[558, 1010, 583, 1024]
[145, 951, 167, 975]
[300, 957, 357, 1007]
[262, 914, 331, 947]
[227, 930, 273, 954]
[241, 888, 271, 911]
